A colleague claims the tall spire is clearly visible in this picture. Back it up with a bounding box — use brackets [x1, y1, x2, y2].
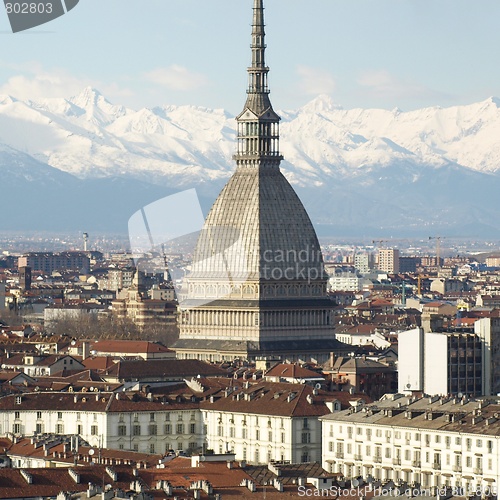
[235, 0, 282, 164]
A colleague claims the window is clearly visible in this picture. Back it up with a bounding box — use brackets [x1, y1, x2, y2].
[165, 413, 170, 421]
[133, 444, 139, 452]
[133, 413, 139, 422]
[36, 411, 42, 419]
[133, 425, 141, 436]
[301, 432, 311, 444]
[36, 423, 43, 434]
[435, 435, 441, 443]
[303, 418, 309, 429]
[14, 411, 20, 419]
[150, 413, 155, 422]
[56, 424, 64, 433]
[455, 437, 461, 445]
[487, 440, 493, 452]
[189, 442, 197, 450]
[119, 444, 124, 450]
[466, 438, 472, 451]
[385, 448, 391, 458]
[118, 425, 127, 436]
[445, 436, 451, 448]
[77, 424, 83, 434]
[281, 432, 285, 443]
[13, 423, 21, 434]
[366, 445, 371, 456]
[301, 451, 309, 463]
[165, 424, 171, 434]
[91, 425, 98, 435]
[415, 433, 420, 441]
[178, 413, 183, 421]
[466, 456, 472, 467]
[119, 413, 124, 423]
[148, 424, 157, 436]
[57, 412, 63, 419]
[150, 443, 155, 453]
[242, 428, 247, 439]
[476, 439, 482, 448]
[190, 423, 196, 434]
[177, 423, 184, 435]
[256, 429, 260, 440]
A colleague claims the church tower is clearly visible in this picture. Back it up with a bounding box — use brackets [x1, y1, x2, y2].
[174, 0, 341, 362]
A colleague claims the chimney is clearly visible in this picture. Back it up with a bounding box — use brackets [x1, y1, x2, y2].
[329, 352, 335, 367]
[81, 341, 90, 360]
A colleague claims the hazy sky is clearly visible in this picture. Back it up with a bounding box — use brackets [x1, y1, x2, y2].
[1, 0, 500, 114]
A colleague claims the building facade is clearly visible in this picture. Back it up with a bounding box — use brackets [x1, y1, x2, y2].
[321, 394, 500, 493]
[378, 249, 400, 274]
[200, 382, 329, 464]
[0, 392, 204, 455]
[398, 325, 492, 396]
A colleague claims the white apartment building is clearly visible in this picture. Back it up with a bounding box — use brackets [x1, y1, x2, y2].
[399, 322, 497, 396]
[0, 392, 204, 455]
[200, 382, 330, 464]
[354, 253, 370, 274]
[328, 271, 368, 292]
[321, 394, 500, 492]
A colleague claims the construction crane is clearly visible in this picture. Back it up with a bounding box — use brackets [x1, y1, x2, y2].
[429, 236, 444, 270]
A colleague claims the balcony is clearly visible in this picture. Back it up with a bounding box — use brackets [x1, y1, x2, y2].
[354, 454, 363, 461]
[432, 462, 441, 470]
[373, 456, 382, 463]
[335, 452, 344, 459]
[473, 467, 483, 475]
[393, 458, 401, 466]
[452, 465, 462, 472]
[412, 460, 421, 468]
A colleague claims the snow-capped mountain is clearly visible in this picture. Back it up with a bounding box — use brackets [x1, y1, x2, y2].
[1, 88, 500, 236]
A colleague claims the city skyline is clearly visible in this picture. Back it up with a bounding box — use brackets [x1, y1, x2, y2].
[1, 1, 500, 113]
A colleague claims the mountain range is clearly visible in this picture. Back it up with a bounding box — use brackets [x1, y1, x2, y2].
[1, 87, 500, 238]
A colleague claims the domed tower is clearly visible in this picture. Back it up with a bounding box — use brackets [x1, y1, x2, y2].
[174, 0, 339, 362]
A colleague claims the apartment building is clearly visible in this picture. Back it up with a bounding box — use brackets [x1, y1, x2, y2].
[399, 321, 497, 396]
[321, 394, 500, 492]
[200, 382, 330, 465]
[378, 249, 400, 274]
[0, 392, 204, 454]
[18, 252, 90, 274]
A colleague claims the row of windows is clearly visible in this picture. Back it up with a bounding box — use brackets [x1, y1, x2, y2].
[117, 423, 197, 436]
[118, 412, 196, 423]
[330, 441, 493, 470]
[216, 426, 289, 443]
[334, 425, 493, 450]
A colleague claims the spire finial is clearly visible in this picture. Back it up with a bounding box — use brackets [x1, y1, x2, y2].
[234, 0, 282, 165]
[251, 0, 266, 71]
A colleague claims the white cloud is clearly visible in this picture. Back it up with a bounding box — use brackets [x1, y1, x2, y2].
[357, 69, 449, 101]
[144, 65, 208, 92]
[296, 65, 336, 96]
[0, 65, 134, 104]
